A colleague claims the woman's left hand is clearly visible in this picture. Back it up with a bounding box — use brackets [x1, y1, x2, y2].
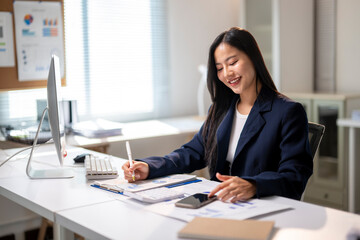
[208, 172, 256, 203]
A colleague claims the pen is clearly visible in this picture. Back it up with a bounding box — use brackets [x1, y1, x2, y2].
[126, 141, 135, 181]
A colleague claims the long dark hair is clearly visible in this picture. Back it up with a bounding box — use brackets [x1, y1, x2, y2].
[203, 27, 277, 175]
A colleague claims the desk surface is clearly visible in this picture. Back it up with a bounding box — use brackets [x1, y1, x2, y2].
[255, 197, 360, 239]
[337, 118, 360, 128]
[66, 116, 204, 149]
[0, 145, 125, 221]
[55, 195, 360, 240]
[1, 145, 360, 240]
[57, 200, 183, 240]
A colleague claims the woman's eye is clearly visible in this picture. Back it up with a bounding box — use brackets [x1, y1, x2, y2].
[217, 68, 223, 72]
[230, 60, 238, 66]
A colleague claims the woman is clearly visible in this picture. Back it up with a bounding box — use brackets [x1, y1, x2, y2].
[122, 27, 313, 202]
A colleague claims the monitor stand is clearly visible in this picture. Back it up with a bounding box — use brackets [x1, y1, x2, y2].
[26, 108, 74, 179]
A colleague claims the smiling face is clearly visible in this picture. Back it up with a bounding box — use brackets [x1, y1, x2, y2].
[214, 43, 257, 97]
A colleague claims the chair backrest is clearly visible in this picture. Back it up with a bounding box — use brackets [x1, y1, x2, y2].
[308, 122, 325, 159]
[301, 122, 325, 201]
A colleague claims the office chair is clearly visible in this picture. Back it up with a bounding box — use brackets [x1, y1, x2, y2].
[301, 122, 325, 201]
[308, 122, 325, 159]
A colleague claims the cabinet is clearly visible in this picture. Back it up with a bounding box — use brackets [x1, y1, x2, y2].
[287, 93, 360, 211]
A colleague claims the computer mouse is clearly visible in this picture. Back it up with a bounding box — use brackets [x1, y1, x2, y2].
[73, 153, 89, 163]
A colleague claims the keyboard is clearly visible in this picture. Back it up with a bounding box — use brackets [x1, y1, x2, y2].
[124, 187, 184, 203]
[85, 155, 119, 180]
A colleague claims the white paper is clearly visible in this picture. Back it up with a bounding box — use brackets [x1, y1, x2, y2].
[0, 12, 15, 67]
[145, 197, 291, 222]
[13, 1, 64, 81]
[119, 179, 291, 222]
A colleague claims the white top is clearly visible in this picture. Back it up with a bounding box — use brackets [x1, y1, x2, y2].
[226, 104, 248, 164]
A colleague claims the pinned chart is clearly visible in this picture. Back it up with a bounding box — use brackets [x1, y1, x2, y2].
[0, 12, 15, 67]
[13, 1, 64, 81]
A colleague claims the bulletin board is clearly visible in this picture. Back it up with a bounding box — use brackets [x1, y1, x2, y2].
[0, 0, 65, 91]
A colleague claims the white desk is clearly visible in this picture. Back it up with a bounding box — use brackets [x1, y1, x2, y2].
[254, 196, 360, 239]
[66, 116, 204, 153]
[56, 200, 184, 240]
[337, 118, 360, 213]
[55, 195, 360, 240]
[0, 144, 127, 239]
[1, 144, 360, 240]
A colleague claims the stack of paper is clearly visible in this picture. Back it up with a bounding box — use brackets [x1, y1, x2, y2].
[71, 118, 123, 138]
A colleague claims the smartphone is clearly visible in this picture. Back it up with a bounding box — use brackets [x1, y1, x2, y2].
[175, 193, 217, 209]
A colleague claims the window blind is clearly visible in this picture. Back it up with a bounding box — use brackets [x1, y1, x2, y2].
[64, 0, 169, 122]
[0, 0, 169, 126]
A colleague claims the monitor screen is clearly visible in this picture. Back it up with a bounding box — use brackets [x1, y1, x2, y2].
[47, 54, 66, 166]
[26, 54, 73, 179]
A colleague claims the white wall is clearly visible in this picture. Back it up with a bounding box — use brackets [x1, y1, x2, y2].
[277, 0, 314, 93]
[166, 0, 316, 118]
[336, 0, 360, 93]
[167, 0, 240, 117]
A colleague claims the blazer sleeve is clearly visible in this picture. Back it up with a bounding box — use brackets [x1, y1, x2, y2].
[243, 102, 313, 200]
[138, 124, 207, 179]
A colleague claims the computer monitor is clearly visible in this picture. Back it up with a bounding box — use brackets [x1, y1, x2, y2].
[26, 55, 74, 179]
[47, 54, 66, 166]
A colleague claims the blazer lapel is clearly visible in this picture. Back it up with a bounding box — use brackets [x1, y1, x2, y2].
[233, 87, 274, 160]
[215, 98, 237, 172]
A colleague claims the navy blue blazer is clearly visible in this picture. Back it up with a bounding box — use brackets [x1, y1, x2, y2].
[140, 86, 313, 200]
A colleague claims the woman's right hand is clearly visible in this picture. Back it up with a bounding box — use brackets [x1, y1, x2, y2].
[121, 160, 149, 182]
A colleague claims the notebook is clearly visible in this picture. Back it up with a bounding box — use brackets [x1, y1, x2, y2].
[93, 174, 197, 193]
[178, 217, 275, 240]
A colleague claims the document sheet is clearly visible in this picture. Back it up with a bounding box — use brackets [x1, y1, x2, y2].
[117, 178, 291, 222]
